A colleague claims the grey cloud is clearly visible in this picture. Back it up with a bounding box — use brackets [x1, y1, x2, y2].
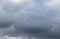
[0, 0, 60, 39]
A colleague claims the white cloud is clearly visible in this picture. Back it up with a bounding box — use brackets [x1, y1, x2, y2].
[45, 0, 60, 8]
[8, 0, 27, 4]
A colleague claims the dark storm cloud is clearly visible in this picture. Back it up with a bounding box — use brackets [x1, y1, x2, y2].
[0, 0, 60, 39]
[0, 0, 15, 28]
[0, 16, 14, 28]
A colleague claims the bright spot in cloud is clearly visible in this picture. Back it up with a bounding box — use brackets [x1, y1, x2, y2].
[8, 0, 26, 4]
[51, 0, 60, 5]
[45, 0, 60, 7]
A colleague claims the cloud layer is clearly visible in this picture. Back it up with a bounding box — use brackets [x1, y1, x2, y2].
[0, 0, 60, 39]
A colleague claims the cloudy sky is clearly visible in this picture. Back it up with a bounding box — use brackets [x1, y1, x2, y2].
[0, 0, 60, 39]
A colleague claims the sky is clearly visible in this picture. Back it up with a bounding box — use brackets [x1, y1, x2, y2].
[0, 0, 60, 39]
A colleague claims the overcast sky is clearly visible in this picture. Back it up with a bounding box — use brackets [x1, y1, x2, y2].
[0, 0, 60, 39]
